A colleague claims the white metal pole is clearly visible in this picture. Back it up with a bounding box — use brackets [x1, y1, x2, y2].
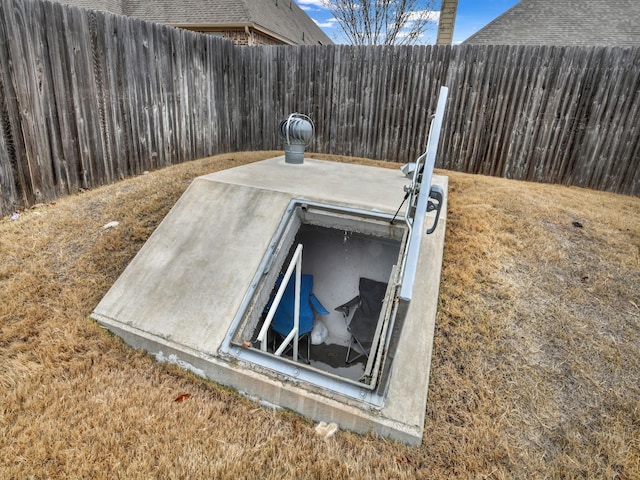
[293, 248, 302, 361]
[256, 244, 303, 354]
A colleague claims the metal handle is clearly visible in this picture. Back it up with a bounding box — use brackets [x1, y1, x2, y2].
[426, 185, 443, 235]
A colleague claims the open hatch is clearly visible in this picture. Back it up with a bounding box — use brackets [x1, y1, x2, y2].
[224, 201, 406, 400]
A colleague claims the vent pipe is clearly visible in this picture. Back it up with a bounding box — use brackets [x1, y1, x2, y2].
[279, 113, 314, 164]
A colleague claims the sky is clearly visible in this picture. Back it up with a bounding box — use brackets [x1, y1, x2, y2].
[296, 0, 521, 44]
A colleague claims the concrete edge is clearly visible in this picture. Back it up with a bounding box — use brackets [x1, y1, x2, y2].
[90, 312, 424, 445]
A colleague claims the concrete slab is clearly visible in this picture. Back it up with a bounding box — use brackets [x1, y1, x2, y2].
[206, 157, 407, 213]
[91, 156, 447, 445]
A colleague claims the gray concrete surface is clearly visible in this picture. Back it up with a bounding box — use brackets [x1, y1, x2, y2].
[91, 156, 447, 445]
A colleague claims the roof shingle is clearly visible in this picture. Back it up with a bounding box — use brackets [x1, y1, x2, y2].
[464, 0, 640, 46]
[56, 0, 333, 45]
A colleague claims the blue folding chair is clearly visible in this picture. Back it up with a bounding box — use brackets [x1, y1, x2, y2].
[270, 274, 328, 363]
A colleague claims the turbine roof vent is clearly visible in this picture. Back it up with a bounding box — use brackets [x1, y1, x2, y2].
[279, 113, 314, 164]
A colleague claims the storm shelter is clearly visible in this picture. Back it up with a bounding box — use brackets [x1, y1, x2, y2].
[92, 90, 449, 445]
[92, 156, 448, 443]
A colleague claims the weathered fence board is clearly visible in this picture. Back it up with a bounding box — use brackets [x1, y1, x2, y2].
[1, 0, 639, 215]
[0, 0, 28, 212]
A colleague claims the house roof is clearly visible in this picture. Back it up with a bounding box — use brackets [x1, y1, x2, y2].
[56, 0, 333, 45]
[58, 0, 124, 13]
[464, 0, 640, 46]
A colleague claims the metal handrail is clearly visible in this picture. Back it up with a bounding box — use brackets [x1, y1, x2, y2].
[256, 244, 303, 361]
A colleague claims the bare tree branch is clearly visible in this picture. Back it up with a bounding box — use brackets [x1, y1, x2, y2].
[323, 0, 440, 45]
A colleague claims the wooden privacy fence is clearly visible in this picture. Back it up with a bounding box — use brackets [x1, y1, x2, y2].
[0, 0, 238, 214]
[1, 0, 639, 214]
[239, 44, 640, 196]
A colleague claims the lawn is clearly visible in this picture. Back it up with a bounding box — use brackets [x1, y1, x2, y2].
[1, 151, 638, 479]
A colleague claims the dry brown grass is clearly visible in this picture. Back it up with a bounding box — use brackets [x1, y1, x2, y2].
[1, 151, 638, 479]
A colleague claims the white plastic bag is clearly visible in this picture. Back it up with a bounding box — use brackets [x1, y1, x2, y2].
[310, 319, 328, 345]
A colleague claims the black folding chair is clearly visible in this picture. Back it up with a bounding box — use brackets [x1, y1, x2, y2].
[335, 278, 388, 364]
